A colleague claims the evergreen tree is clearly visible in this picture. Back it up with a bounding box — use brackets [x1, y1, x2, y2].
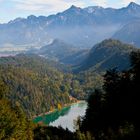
[81, 51, 140, 139]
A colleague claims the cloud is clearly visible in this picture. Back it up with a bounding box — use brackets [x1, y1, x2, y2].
[10, 0, 140, 14]
[121, 0, 137, 5]
[90, 0, 140, 8]
[11, 0, 86, 13]
[90, 0, 108, 7]
[118, 0, 140, 7]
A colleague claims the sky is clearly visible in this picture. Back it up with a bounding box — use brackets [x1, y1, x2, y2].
[0, 0, 140, 23]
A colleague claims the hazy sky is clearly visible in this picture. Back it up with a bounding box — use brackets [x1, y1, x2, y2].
[0, 0, 140, 23]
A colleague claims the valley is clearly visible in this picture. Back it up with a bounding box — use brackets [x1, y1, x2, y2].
[1, 1, 140, 140]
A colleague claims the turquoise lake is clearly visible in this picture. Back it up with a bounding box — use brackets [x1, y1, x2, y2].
[33, 101, 87, 132]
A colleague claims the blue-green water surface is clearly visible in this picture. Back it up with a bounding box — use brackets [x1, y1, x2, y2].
[33, 101, 87, 131]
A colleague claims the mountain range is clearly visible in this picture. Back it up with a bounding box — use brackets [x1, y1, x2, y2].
[1, 2, 140, 49]
[113, 19, 140, 47]
[30, 38, 137, 73]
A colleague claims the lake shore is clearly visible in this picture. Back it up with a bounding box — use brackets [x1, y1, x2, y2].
[32, 100, 85, 119]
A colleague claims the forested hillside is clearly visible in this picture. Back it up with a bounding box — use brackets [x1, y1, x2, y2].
[0, 54, 85, 117]
[76, 39, 136, 72]
[0, 40, 137, 119]
[0, 79, 33, 140]
[79, 50, 140, 140]
[1, 49, 140, 140]
[33, 49, 140, 140]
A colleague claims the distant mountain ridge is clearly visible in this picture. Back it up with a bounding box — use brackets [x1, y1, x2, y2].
[28, 39, 89, 65]
[1, 2, 140, 48]
[113, 19, 140, 47]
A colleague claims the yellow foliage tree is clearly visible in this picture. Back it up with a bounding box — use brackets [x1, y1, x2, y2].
[57, 103, 62, 110]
